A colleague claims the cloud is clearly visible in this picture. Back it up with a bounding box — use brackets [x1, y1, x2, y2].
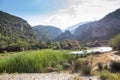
[27, 0, 120, 30]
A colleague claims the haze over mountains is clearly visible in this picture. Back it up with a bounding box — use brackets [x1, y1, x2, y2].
[66, 21, 91, 34]
[0, 8, 120, 44]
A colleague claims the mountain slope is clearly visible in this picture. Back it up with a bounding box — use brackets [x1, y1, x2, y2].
[33, 25, 62, 41]
[74, 8, 120, 42]
[0, 11, 36, 51]
[54, 30, 75, 41]
[66, 21, 91, 34]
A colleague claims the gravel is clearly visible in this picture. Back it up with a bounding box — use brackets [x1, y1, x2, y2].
[0, 72, 76, 80]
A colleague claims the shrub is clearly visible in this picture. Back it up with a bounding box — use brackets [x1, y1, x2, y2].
[100, 72, 109, 80]
[63, 63, 71, 70]
[55, 64, 63, 72]
[60, 40, 81, 50]
[110, 61, 120, 72]
[73, 59, 82, 72]
[71, 58, 92, 75]
[82, 65, 92, 76]
[97, 62, 103, 70]
[100, 71, 117, 80]
[72, 59, 89, 73]
[109, 34, 120, 50]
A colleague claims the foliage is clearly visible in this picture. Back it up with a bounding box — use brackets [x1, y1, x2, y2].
[55, 40, 81, 50]
[100, 71, 120, 80]
[0, 49, 73, 73]
[82, 65, 92, 76]
[100, 72, 110, 80]
[97, 62, 103, 70]
[55, 64, 63, 72]
[109, 34, 120, 50]
[0, 11, 37, 52]
[110, 61, 120, 73]
[71, 58, 92, 76]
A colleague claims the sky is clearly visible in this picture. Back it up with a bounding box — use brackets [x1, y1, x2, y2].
[0, 0, 120, 30]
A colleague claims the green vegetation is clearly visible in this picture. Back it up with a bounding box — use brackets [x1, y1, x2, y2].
[100, 71, 120, 80]
[0, 11, 83, 53]
[0, 11, 37, 52]
[33, 25, 62, 41]
[0, 49, 73, 73]
[109, 34, 120, 50]
[54, 40, 82, 50]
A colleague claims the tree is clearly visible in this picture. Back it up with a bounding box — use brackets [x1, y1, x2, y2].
[109, 34, 120, 50]
[60, 40, 81, 50]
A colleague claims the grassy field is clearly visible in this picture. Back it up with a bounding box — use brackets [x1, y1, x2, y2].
[0, 49, 73, 73]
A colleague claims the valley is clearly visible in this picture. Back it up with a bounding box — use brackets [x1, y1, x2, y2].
[0, 2, 120, 80]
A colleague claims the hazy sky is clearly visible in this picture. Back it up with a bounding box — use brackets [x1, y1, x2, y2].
[0, 0, 120, 30]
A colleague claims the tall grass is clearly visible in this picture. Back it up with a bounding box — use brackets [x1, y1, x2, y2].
[0, 49, 73, 73]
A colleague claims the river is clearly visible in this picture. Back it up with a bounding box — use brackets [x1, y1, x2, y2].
[69, 47, 113, 54]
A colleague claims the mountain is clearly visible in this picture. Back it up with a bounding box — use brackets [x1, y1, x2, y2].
[33, 25, 62, 41]
[0, 11, 36, 52]
[74, 8, 120, 42]
[55, 22, 91, 41]
[54, 30, 75, 41]
[66, 21, 91, 34]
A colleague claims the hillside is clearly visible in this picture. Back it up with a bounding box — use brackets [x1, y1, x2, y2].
[33, 25, 62, 41]
[54, 30, 75, 41]
[74, 9, 120, 42]
[56, 8, 120, 43]
[66, 21, 91, 34]
[0, 11, 36, 52]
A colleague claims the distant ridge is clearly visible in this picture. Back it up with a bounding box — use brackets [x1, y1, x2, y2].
[66, 21, 91, 34]
[32, 25, 62, 41]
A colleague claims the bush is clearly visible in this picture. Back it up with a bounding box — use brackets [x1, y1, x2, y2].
[71, 58, 92, 75]
[60, 40, 81, 50]
[55, 64, 63, 72]
[110, 61, 120, 72]
[72, 59, 89, 73]
[73, 59, 82, 72]
[97, 62, 103, 70]
[109, 34, 120, 50]
[100, 72, 109, 80]
[82, 65, 92, 76]
[100, 71, 118, 80]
